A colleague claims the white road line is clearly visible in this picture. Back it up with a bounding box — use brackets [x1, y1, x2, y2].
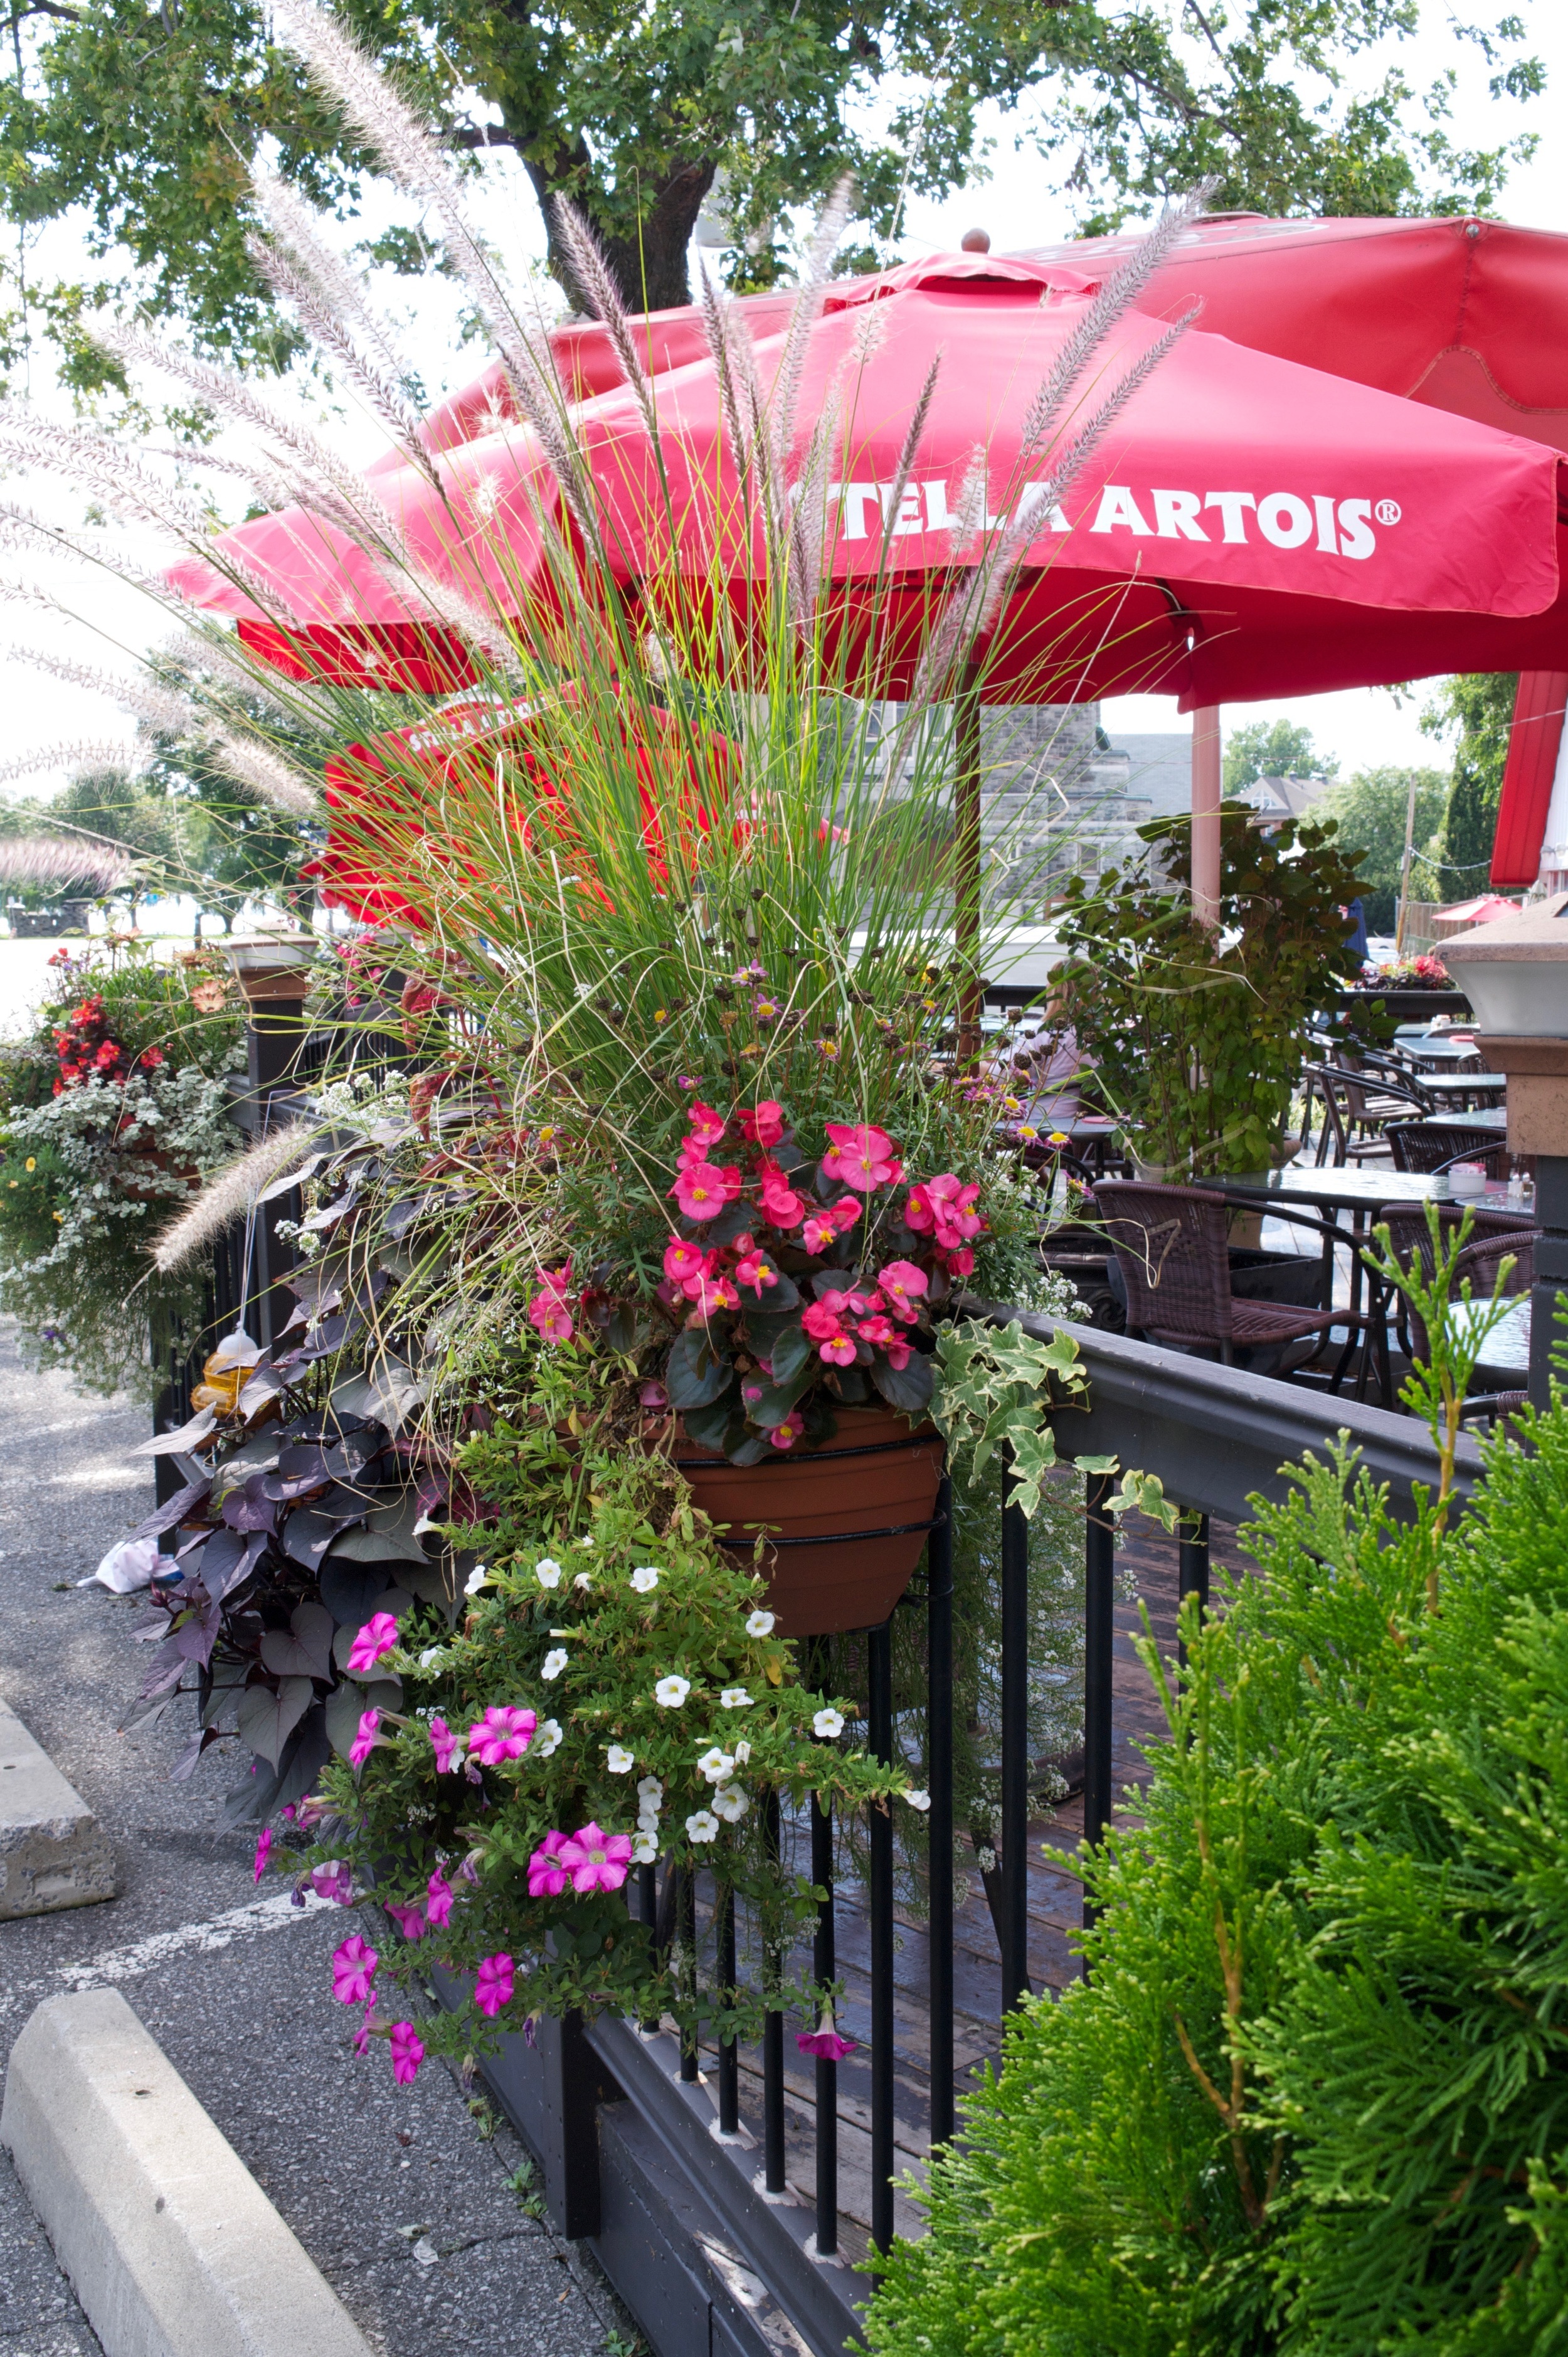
[0, 1889, 335, 2025]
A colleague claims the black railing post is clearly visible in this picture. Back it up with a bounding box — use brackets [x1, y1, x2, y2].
[716, 1881, 739, 2136]
[1177, 1511, 1210, 1678]
[762, 1787, 787, 2196]
[810, 1785, 838, 2258]
[1000, 1452, 1030, 2013]
[869, 1619, 895, 2261]
[926, 1473, 955, 2149]
[1083, 1471, 1116, 1932]
[679, 1866, 699, 2083]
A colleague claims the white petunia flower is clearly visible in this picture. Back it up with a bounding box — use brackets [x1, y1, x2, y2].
[733, 1741, 751, 1766]
[630, 1567, 660, 1593]
[536, 1718, 563, 1756]
[745, 1610, 775, 1637]
[697, 1747, 735, 1784]
[541, 1649, 569, 1681]
[813, 1708, 845, 1740]
[903, 1788, 931, 1812]
[719, 1687, 753, 1710]
[418, 1646, 448, 1669]
[686, 1810, 719, 1844]
[464, 1565, 490, 1596]
[536, 1559, 563, 1588]
[574, 1572, 592, 1592]
[655, 1675, 692, 1709]
[606, 1744, 635, 1774]
[632, 1831, 659, 1864]
[637, 1775, 664, 1802]
[712, 1784, 749, 1823]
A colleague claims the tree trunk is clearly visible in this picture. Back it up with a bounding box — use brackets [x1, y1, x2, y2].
[520, 144, 718, 316]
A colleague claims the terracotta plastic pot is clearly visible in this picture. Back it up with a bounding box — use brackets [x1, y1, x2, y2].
[673, 1405, 945, 1637]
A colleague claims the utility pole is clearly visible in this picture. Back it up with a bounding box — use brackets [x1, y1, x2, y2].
[1394, 768, 1419, 956]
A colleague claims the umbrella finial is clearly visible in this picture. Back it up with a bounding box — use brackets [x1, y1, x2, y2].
[960, 226, 991, 253]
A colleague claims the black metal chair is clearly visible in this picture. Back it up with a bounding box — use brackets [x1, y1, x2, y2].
[1301, 1062, 1431, 1167]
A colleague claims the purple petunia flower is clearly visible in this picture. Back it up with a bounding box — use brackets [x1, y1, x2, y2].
[389, 2021, 425, 2085]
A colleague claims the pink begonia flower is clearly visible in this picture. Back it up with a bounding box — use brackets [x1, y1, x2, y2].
[349, 1708, 382, 1769]
[252, 1829, 272, 1883]
[757, 1159, 807, 1229]
[346, 1611, 400, 1675]
[684, 1100, 727, 1154]
[944, 1245, 977, 1279]
[664, 1238, 707, 1284]
[797, 2026, 858, 2062]
[426, 1869, 455, 1929]
[742, 1376, 767, 1408]
[906, 1174, 984, 1250]
[389, 2022, 425, 2085]
[638, 1378, 669, 1408]
[669, 1161, 734, 1221]
[429, 1715, 464, 1774]
[738, 1100, 785, 1147]
[475, 1952, 516, 2018]
[384, 1900, 426, 1942]
[822, 1122, 901, 1193]
[818, 1333, 857, 1366]
[733, 1252, 781, 1297]
[686, 1272, 740, 1317]
[558, 1822, 633, 1895]
[882, 1336, 914, 1370]
[528, 1831, 571, 1897]
[312, 1860, 354, 1905]
[770, 1413, 805, 1449]
[800, 1299, 846, 1341]
[332, 1934, 378, 2005]
[467, 1705, 538, 1765]
[529, 1289, 575, 1343]
[857, 1314, 899, 1348]
[877, 1260, 930, 1322]
[828, 1196, 862, 1232]
[818, 820, 850, 845]
[800, 1213, 839, 1255]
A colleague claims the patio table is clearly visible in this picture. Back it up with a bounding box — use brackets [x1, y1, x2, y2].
[1190, 1166, 1444, 1323]
[1416, 1071, 1507, 1108]
[1423, 1107, 1508, 1131]
[1447, 1294, 1531, 1381]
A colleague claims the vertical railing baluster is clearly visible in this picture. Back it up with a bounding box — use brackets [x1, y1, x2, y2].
[639, 1860, 659, 2033]
[810, 1786, 838, 2258]
[717, 1881, 739, 2134]
[679, 1867, 699, 2082]
[1177, 1511, 1210, 1678]
[926, 1473, 955, 2149]
[763, 1787, 786, 2195]
[868, 1620, 895, 2261]
[1000, 1454, 1030, 2013]
[1083, 1471, 1115, 1934]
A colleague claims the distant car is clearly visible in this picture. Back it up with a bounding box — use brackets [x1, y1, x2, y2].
[1364, 935, 1398, 963]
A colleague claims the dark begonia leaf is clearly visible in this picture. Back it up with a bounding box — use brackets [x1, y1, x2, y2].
[665, 1328, 733, 1410]
[236, 1675, 315, 1770]
[748, 1372, 814, 1427]
[812, 1268, 857, 1296]
[766, 1322, 812, 1385]
[869, 1350, 935, 1415]
[319, 1556, 394, 1629]
[685, 1201, 753, 1247]
[726, 1433, 774, 1466]
[680, 1398, 736, 1453]
[829, 1366, 871, 1404]
[258, 1600, 336, 1681]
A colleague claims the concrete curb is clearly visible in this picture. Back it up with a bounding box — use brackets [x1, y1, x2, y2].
[2, 1986, 374, 2357]
[0, 1696, 115, 1918]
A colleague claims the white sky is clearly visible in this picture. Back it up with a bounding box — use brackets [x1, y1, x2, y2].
[0, 0, 1564, 796]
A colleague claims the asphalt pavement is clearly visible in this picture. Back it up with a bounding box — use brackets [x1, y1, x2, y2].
[0, 1319, 635, 2357]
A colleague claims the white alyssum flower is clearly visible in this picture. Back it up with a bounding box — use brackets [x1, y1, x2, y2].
[713, 1784, 749, 1823]
[541, 1649, 569, 1681]
[686, 1810, 719, 1844]
[535, 1558, 563, 1588]
[605, 1744, 635, 1774]
[655, 1675, 692, 1708]
[464, 1565, 489, 1597]
[904, 1788, 931, 1812]
[719, 1686, 753, 1710]
[536, 1718, 563, 1756]
[745, 1610, 775, 1637]
[813, 1708, 845, 1740]
[630, 1566, 660, 1593]
[696, 1747, 735, 1784]
[632, 1831, 659, 1864]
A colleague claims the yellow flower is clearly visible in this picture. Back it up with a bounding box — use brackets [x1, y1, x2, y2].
[538, 1125, 556, 1143]
[25, 1157, 36, 1171]
[653, 1008, 668, 1023]
[1018, 1124, 1039, 1141]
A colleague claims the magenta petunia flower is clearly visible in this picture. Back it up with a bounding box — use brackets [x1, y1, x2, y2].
[252, 1828, 272, 1883]
[425, 1869, 455, 1928]
[346, 1611, 401, 1675]
[797, 2027, 857, 2062]
[822, 1122, 901, 1193]
[384, 1900, 426, 1943]
[332, 1934, 378, 2005]
[429, 1715, 464, 1774]
[474, 1952, 516, 2018]
[311, 1860, 354, 1905]
[528, 1829, 571, 1897]
[389, 2022, 425, 2085]
[558, 1822, 633, 1895]
[467, 1705, 538, 1765]
[349, 1708, 382, 1769]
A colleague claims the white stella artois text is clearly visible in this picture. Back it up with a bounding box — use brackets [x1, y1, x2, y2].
[826, 478, 1401, 557]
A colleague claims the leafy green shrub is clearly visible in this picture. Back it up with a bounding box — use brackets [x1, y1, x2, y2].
[864, 1226, 1568, 2356]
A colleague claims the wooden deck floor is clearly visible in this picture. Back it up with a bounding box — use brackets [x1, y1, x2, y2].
[696, 1512, 1253, 2265]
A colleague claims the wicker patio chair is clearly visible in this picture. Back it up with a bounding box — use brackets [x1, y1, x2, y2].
[1384, 1120, 1510, 1181]
[1301, 1061, 1429, 1167]
[1090, 1180, 1374, 1385]
[1369, 1210, 1534, 1388]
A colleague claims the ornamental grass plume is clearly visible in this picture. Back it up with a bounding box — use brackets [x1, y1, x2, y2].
[151, 1117, 317, 1274]
[0, 834, 133, 896]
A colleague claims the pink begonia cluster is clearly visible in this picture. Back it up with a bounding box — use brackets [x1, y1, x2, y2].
[527, 1822, 633, 1897]
[526, 1260, 575, 1343]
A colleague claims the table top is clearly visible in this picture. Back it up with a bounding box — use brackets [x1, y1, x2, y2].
[1449, 1294, 1531, 1376]
[1419, 1071, 1507, 1097]
[1196, 1167, 1443, 1211]
[1426, 1107, 1507, 1131]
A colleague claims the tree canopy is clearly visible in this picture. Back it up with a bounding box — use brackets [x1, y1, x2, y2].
[1223, 716, 1338, 797]
[1316, 763, 1449, 931]
[0, 0, 1543, 368]
[1422, 672, 1517, 887]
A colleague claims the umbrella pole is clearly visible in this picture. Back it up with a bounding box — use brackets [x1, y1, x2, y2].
[1191, 706, 1222, 931]
[955, 660, 983, 1067]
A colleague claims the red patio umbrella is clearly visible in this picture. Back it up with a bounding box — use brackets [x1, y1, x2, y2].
[171, 250, 1568, 711]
